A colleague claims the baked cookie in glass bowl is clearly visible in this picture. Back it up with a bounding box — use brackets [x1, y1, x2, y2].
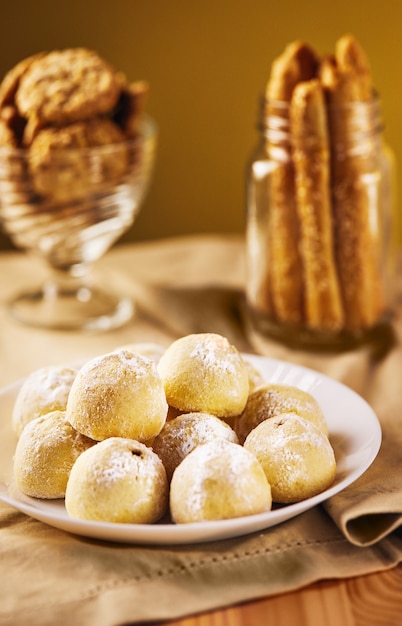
[0, 48, 157, 331]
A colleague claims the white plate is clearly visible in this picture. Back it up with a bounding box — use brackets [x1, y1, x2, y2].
[0, 355, 381, 545]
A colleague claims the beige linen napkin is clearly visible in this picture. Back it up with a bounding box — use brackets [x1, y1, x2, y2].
[325, 336, 402, 545]
[0, 236, 402, 626]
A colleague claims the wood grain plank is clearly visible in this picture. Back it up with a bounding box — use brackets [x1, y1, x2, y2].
[349, 565, 402, 626]
[155, 565, 402, 626]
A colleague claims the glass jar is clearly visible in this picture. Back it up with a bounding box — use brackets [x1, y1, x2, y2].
[245, 94, 397, 352]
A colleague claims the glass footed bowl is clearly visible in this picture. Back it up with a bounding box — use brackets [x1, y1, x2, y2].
[0, 115, 157, 331]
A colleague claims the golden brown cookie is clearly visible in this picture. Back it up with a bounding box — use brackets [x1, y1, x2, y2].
[114, 80, 149, 138]
[0, 117, 18, 147]
[0, 105, 28, 146]
[16, 48, 122, 125]
[0, 114, 27, 188]
[28, 117, 129, 201]
[21, 113, 45, 146]
[0, 52, 46, 109]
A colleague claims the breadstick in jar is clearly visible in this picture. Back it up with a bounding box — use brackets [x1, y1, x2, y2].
[262, 42, 318, 325]
[320, 35, 384, 329]
[290, 79, 344, 330]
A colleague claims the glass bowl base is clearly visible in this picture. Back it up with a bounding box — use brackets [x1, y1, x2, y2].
[9, 283, 133, 332]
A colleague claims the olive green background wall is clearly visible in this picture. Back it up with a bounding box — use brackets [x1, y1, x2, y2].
[0, 0, 400, 249]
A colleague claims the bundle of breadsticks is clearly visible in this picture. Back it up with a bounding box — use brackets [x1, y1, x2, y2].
[260, 34, 386, 333]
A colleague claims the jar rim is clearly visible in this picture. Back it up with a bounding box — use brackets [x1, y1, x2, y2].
[260, 89, 380, 109]
[257, 90, 383, 135]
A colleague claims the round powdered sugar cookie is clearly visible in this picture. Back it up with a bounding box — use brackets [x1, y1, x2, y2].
[12, 364, 79, 437]
[14, 410, 95, 499]
[66, 350, 168, 442]
[244, 413, 336, 504]
[112, 341, 166, 364]
[170, 439, 272, 523]
[16, 48, 121, 125]
[157, 333, 250, 418]
[152, 411, 239, 481]
[65, 437, 168, 524]
[234, 382, 328, 444]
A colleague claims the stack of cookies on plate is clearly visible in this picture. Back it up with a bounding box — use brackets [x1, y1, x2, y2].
[11, 333, 337, 526]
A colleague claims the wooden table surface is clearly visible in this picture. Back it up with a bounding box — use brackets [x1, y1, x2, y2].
[157, 564, 402, 626]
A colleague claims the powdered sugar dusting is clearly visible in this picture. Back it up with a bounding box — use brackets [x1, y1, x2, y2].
[88, 439, 157, 488]
[35, 366, 78, 406]
[189, 334, 239, 375]
[236, 382, 327, 443]
[152, 412, 238, 480]
[12, 365, 78, 435]
[13, 410, 95, 498]
[172, 439, 270, 520]
[244, 413, 336, 502]
[79, 350, 152, 385]
[91, 445, 135, 486]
